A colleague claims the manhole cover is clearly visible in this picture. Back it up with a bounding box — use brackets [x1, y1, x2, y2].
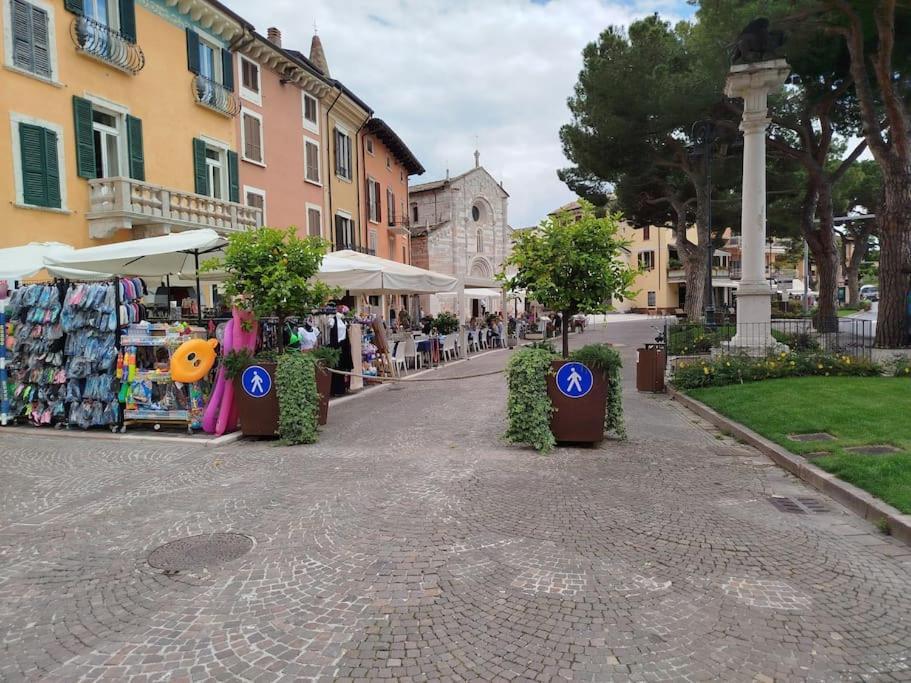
[148, 533, 253, 571]
[845, 445, 901, 456]
[788, 433, 836, 442]
[768, 496, 829, 514]
[803, 452, 830, 460]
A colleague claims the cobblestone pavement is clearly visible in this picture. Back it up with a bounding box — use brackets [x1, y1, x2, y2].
[2, 320, 911, 682]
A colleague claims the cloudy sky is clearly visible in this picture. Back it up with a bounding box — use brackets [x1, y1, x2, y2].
[224, 0, 694, 228]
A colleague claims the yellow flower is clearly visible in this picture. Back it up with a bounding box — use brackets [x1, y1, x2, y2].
[703, 367, 710, 375]
[680, 362, 687, 368]
[817, 364, 823, 369]
[726, 362, 731, 367]
[780, 352, 787, 358]
[905, 367, 910, 374]
[790, 361, 796, 367]
[825, 372, 830, 376]
[845, 358, 851, 365]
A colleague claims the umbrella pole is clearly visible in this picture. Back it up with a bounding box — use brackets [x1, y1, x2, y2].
[194, 252, 202, 325]
[166, 274, 170, 315]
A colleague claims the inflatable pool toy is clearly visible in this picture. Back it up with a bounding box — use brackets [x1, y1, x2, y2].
[171, 338, 219, 383]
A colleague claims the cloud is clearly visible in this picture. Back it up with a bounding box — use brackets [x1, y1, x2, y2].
[223, 0, 693, 228]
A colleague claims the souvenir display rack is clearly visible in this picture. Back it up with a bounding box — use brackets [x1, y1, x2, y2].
[119, 322, 208, 433]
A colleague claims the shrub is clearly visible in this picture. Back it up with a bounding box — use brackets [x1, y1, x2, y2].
[310, 345, 340, 369]
[886, 355, 911, 377]
[569, 343, 626, 440]
[275, 352, 319, 444]
[431, 312, 460, 335]
[672, 351, 881, 390]
[505, 347, 558, 453]
[771, 329, 820, 352]
[666, 323, 735, 355]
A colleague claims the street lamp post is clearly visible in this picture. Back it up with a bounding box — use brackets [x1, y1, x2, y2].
[691, 121, 716, 324]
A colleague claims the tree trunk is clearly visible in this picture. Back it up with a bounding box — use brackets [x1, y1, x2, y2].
[812, 184, 839, 327]
[561, 309, 571, 358]
[845, 225, 873, 307]
[875, 171, 911, 347]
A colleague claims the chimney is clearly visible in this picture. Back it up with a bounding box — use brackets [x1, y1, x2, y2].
[267, 27, 282, 47]
[309, 34, 330, 76]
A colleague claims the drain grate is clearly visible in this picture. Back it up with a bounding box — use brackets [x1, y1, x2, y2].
[768, 496, 829, 514]
[844, 445, 901, 456]
[148, 533, 253, 572]
[788, 433, 836, 442]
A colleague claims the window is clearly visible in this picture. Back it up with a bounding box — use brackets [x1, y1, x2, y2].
[241, 109, 263, 164]
[365, 137, 374, 155]
[647, 291, 656, 307]
[368, 229, 377, 254]
[476, 229, 483, 253]
[334, 127, 351, 180]
[84, 0, 114, 27]
[334, 212, 354, 249]
[387, 188, 395, 226]
[91, 108, 120, 178]
[367, 178, 381, 223]
[239, 56, 260, 104]
[472, 205, 480, 222]
[643, 225, 650, 240]
[304, 138, 320, 184]
[244, 186, 265, 223]
[302, 92, 318, 132]
[193, 137, 237, 201]
[411, 204, 418, 223]
[186, 29, 232, 97]
[7, 0, 54, 81]
[638, 251, 655, 271]
[385, 155, 391, 170]
[306, 204, 322, 237]
[402, 245, 407, 264]
[387, 234, 395, 259]
[400, 169, 404, 182]
[12, 117, 63, 209]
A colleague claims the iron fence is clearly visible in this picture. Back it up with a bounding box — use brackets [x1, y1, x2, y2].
[665, 317, 873, 361]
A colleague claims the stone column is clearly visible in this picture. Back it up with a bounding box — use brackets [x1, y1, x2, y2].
[724, 59, 789, 352]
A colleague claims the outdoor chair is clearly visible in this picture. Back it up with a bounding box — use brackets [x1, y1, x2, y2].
[479, 329, 489, 349]
[403, 335, 423, 370]
[468, 330, 480, 353]
[442, 334, 457, 362]
[391, 341, 408, 376]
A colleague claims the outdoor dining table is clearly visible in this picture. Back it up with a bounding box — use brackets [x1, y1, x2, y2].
[416, 335, 444, 365]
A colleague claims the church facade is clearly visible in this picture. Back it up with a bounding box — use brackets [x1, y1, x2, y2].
[409, 156, 510, 318]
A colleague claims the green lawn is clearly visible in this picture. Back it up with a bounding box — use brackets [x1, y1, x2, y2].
[689, 377, 911, 513]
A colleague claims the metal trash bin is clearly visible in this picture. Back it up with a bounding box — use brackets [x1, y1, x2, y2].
[636, 343, 666, 393]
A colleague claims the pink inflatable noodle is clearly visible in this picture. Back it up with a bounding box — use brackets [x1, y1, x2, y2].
[214, 308, 258, 436]
[202, 318, 234, 434]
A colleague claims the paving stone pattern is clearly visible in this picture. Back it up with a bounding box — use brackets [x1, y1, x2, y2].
[1, 320, 911, 682]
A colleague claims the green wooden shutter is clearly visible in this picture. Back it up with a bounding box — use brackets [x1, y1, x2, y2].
[118, 0, 136, 43]
[221, 49, 234, 92]
[126, 115, 144, 181]
[43, 128, 61, 208]
[192, 138, 208, 195]
[334, 130, 341, 176]
[64, 0, 83, 15]
[227, 150, 239, 203]
[11, 0, 34, 71]
[186, 29, 199, 74]
[19, 123, 49, 207]
[72, 96, 96, 179]
[29, 4, 51, 78]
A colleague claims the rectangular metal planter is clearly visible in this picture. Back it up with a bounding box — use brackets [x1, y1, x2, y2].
[546, 360, 608, 444]
[233, 362, 279, 437]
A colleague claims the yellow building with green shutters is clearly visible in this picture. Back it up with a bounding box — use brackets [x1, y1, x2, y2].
[0, 0, 263, 252]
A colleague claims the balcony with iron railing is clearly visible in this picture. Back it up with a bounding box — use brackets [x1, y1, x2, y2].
[70, 16, 144, 74]
[86, 177, 262, 239]
[191, 74, 240, 117]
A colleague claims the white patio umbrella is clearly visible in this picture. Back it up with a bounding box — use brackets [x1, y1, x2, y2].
[46, 229, 227, 318]
[0, 242, 108, 281]
[319, 250, 458, 294]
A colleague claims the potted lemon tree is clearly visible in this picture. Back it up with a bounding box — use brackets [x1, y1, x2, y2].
[205, 227, 336, 440]
[499, 201, 637, 446]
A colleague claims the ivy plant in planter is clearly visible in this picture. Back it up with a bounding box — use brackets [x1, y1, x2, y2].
[276, 352, 320, 445]
[499, 201, 637, 447]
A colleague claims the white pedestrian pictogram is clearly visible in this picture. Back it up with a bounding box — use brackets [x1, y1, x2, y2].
[250, 371, 265, 395]
[566, 367, 583, 394]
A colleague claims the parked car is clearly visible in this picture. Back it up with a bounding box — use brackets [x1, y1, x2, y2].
[860, 285, 879, 302]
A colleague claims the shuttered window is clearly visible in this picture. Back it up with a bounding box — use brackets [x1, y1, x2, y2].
[387, 189, 395, 226]
[304, 139, 320, 183]
[241, 111, 263, 163]
[307, 207, 321, 237]
[302, 93, 318, 131]
[335, 214, 354, 249]
[11, 0, 52, 79]
[17, 122, 60, 208]
[334, 128, 351, 180]
[367, 179, 381, 223]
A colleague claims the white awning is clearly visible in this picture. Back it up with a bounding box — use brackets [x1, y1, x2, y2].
[317, 250, 458, 294]
[45, 229, 226, 277]
[464, 288, 502, 298]
[0, 242, 108, 281]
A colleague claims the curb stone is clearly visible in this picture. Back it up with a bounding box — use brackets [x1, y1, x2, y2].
[668, 386, 911, 547]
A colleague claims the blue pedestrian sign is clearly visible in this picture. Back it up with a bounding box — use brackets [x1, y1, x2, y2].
[555, 362, 594, 399]
[241, 365, 272, 398]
